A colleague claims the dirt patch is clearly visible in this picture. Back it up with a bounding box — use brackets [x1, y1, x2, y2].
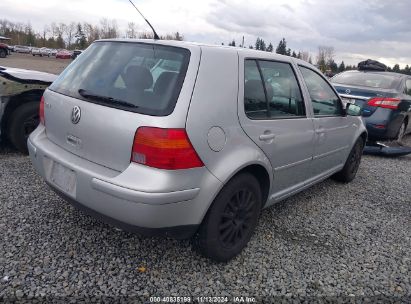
[0, 52, 71, 74]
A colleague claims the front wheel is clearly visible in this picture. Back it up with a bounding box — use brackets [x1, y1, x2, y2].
[7, 102, 40, 154]
[193, 173, 262, 262]
[332, 137, 364, 183]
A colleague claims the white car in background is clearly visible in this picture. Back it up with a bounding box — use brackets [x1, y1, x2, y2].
[40, 47, 51, 57]
[14, 45, 31, 54]
[31, 47, 42, 56]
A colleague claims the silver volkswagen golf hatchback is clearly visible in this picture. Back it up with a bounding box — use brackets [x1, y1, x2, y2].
[29, 39, 367, 261]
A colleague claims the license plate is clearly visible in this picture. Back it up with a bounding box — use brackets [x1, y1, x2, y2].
[50, 161, 77, 196]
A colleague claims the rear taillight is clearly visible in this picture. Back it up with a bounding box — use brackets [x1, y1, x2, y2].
[39, 96, 45, 125]
[367, 97, 401, 110]
[131, 127, 204, 170]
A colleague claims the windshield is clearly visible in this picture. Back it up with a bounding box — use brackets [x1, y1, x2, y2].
[331, 72, 401, 90]
[49, 41, 190, 116]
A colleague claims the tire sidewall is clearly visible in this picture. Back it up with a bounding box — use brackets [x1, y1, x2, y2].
[198, 173, 262, 262]
[396, 121, 406, 143]
[344, 138, 364, 180]
[7, 102, 39, 154]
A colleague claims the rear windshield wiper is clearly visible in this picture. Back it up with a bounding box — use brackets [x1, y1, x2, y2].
[78, 89, 138, 108]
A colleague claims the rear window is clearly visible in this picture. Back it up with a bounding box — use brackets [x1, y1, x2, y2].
[49, 41, 190, 116]
[331, 72, 401, 90]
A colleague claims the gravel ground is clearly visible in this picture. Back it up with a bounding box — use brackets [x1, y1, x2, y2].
[0, 52, 70, 74]
[0, 136, 410, 302]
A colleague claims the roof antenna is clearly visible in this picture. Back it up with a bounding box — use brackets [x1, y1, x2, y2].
[128, 0, 160, 40]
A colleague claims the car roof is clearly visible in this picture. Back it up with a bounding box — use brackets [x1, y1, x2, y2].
[96, 38, 319, 72]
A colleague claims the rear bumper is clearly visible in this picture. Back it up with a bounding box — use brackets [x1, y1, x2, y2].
[28, 126, 222, 239]
[363, 108, 404, 141]
[50, 185, 199, 239]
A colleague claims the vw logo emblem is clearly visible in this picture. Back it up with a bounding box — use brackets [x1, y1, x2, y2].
[345, 89, 351, 94]
[71, 106, 81, 124]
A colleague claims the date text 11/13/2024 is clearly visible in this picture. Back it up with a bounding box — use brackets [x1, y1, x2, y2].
[149, 296, 256, 303]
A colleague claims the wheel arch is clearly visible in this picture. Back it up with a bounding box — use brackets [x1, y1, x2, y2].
[1, 89, 44, 140]
[360, 131, 368, 145]
[230, 164, 271, 208]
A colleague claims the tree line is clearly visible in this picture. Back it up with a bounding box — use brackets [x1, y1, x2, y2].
[0, 18, 183, 50]
[225, 37, 411, 76]
[1, 18, 410, 76]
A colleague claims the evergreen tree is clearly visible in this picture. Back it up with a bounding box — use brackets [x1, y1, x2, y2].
[228, 40, 236, 47]
[56, 34, 65, 48]
[75, 23, 87, 49]
[266, 43, 273, 52]
[308, 56, 313, 64]
[329, 60, 338, 73]
[393, 64, 400, 73]
[338, 61, 345, 72]
[255, 37, 266, 51]
[260, 39, 266, 51]
[25, 24, 35, 46]
[286, 48, 291, 56]
[275, 38, 287, 55]
[292, 51, 297, 58]
[297, 51, 301, 59]
[174, 32, 183, 41]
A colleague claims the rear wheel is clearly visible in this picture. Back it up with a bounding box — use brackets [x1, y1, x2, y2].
[332, 137, 364, 183]
[193, 173, 262, 262]
[0, 49, 7, 58]
[7, 102, 39, 154]
[396, 120, 407, 145]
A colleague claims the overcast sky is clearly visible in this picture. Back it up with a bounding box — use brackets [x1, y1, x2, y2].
[1, 0, 410, 67]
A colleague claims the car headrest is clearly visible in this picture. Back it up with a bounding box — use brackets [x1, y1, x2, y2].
[154, 72, 178, 95]
[124, 65, 153, 91]
[244, 80, 273, 102]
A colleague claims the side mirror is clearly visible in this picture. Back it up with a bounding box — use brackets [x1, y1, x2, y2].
[345, 103, 362, 116]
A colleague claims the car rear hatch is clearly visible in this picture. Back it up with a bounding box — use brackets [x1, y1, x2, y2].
[44, 40, 200, 172]
[332, 72, 402, 117]
[334, 84, 399, 116]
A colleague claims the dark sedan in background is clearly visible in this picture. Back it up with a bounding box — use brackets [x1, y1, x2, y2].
[332, 70, 411, 143]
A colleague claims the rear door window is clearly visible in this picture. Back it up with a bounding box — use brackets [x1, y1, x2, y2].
[299, 66, 343, 117]
[244, 59, 306, 119]
[49, 42, 190, 116]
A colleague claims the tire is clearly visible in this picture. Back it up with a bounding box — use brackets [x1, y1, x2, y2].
[193, 173, 262, 262]
[332, 137, 364, 183]
[0, 49, 6, 58]
[396, 120, 407, 145]
[7, 102, 40, 154]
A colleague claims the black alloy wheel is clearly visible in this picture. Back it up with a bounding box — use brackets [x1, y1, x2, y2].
[194, 173, 262, 262]
[218, 188, 259, 249]
[332, 137, 364, 183]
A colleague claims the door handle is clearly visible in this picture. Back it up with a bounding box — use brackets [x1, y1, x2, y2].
[259, 133, 276, 141]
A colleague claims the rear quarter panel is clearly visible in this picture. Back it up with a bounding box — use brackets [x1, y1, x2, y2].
[186, 47, 272, 200]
